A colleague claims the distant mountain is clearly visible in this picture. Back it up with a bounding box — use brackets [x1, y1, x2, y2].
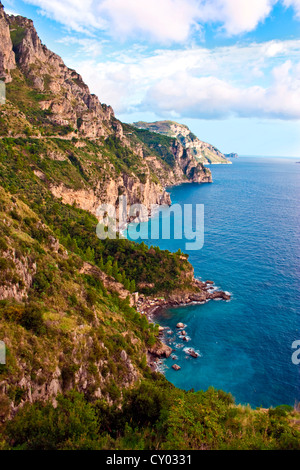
[133, 120, 232, 165]
[225, 153, 239, 159]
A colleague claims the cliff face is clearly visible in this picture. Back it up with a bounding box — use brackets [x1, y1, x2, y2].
[134, 120, 231, 165]
[0, 2, 15, 82]
[6, 13, 114, 139]
[49, 172, 171, 221]
[0, 6, 211, 220]
[170, 140, 212, 183]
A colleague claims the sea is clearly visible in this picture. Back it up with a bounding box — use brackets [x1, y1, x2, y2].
[126, 156, 300, 408]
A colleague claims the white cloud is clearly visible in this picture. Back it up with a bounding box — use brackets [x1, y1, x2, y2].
[24, 0, 300, 41]
[24, 0, 108, 33]
[72, 40, 300, 119]
[97, 0, 201, 42]
[57, 36, 104, 57]
[197, 0, 276, 35]
[283, 0, 300, 17]
[25, 0, 200, 41]
[142, 61, 300, 120]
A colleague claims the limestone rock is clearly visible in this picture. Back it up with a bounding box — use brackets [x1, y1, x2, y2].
[0, 2, 15, 82]
[133, 120, 230, 166]
[149, 341, 172, 358]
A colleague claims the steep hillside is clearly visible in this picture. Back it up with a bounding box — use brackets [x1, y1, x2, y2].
[0, 2, 211, 414]
[0, 3, 211, 224]
[133, 120, 232, 165]
[0, 2, 299, 451]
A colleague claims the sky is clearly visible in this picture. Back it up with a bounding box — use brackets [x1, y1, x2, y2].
[4, 0, 300, 156]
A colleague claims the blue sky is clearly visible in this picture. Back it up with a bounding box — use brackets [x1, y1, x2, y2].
[4, 0, 300, 156]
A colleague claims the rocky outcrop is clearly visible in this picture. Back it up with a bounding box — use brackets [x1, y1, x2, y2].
[0, 2, 15, 82]
[6, 12, 115, 138]
[0, 5, 212, 222]
[50, 172, 171, 221]
[134, 121, 231, 165]
[0, 248, 36, 302]
[136, 279, 231, 317]
[0, 331, 139, 417]
[149, 341, 172, 358]
[80, 262, 134, 305]
[171, 140, 212, 183]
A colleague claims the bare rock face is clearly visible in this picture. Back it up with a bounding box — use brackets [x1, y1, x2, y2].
[0, 2, 16, 82]
[134, 120, 230, 165]
[50, 172, 171, 221]
[6, 12, 114, 138]
[1, 4, 210, 217]
[149, 341, 172, 358]
[172, 140, 212, 183]
[0, 248, 36, 302]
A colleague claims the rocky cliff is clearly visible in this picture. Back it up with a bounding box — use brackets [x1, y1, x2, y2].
[133, 120, 232, 165]
[0, 2, 214, 413]
[6, 11, 115, 139]
[0, 4, 211, 220]
[0, 2, 15, 82]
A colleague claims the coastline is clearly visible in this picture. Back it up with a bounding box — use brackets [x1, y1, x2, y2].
[119, 179, 232, 371]
[141, 279, 231, 370]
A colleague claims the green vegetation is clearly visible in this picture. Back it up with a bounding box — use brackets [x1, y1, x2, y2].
[9, 23, 26, 49]
[129, 126, 177, 168]
[132, 121, 230, 165]
[0, 137, 192, 295]
[0, 146, 298, 450]
[1, 384, 299, 450]
[0, 19, 298, 451]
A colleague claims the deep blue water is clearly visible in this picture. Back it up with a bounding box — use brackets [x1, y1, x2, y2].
[128, 157, 300, 408]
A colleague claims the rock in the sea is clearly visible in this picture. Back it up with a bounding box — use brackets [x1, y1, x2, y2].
[182, 337, 188, 342]
[172, 364, 181, 371]
[176, 322, 185, 328]
[149, 341, 172, 358]
[209, 291, 231, 301]
[188, 349, 199, 358]
[181, 330, 187, 336]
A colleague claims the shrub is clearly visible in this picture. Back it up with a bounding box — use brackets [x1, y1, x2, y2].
[19, 303, 45, 334]
[4, 391, 100, 450]
[0, 238, 8, 252]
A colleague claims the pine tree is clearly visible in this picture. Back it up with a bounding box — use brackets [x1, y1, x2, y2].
[112, 261, 119, 278]
[85, 246, 95, 262]
[129, 279, 136, 293]
[105, 259, 113, 276]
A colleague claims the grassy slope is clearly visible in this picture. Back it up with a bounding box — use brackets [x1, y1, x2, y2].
[0, 59, 299, 451]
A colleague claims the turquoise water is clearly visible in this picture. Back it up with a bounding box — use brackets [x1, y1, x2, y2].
[128, 157, 300, 408]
